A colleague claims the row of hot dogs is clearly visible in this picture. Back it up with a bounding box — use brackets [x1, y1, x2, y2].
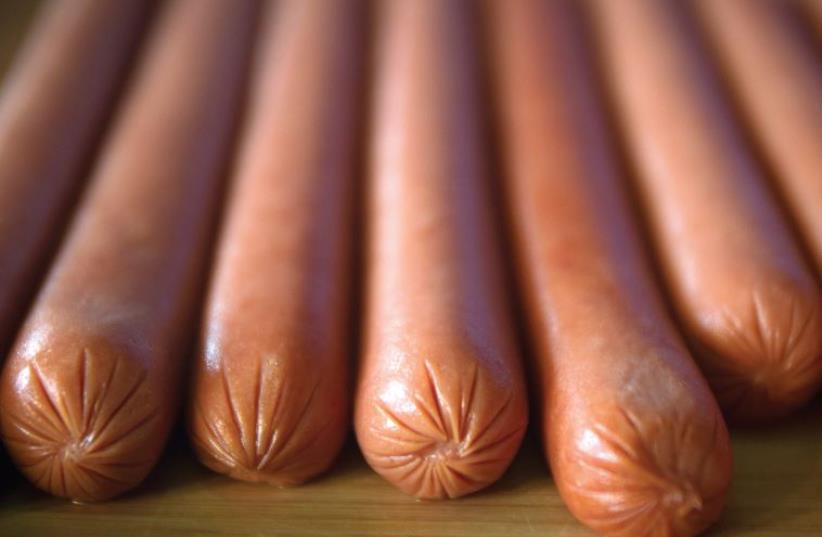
[0, 1, 819, 536]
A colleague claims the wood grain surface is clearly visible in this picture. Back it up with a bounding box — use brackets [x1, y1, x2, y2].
[1, 400, 821, 536]
[1, 2, 821, 536]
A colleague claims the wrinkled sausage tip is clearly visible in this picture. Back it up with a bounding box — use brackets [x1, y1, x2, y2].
[694, 293, 822, 423]
[558, 410, 731, 537]
[358, 366, 527, 500]
[1, 345, 163, 501]
[189, 362, 344, 487]
[360, 431, 526, 500]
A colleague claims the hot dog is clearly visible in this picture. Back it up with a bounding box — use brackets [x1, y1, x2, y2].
[483, 1, 732, 535]
[584, 0, 822, 423]
[693, 0, 822, 278]
[0, 0, 152, 354]
[354, 0, 528, 500]
[0, 0, 258, 501]
[187, 0, 363, 486]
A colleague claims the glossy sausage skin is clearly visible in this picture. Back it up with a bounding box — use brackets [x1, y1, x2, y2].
[187, 0, 363, 486]
[693, 0, 822, 277]
[585, 0, 822, 423]
[0, 0, 258, 501]
[484, 2, 732, 535]
[0, 0, 152, 353]
[354, 0, 528, 500]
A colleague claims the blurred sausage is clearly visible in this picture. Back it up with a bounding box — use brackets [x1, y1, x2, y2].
[484, 1, 732, 535]
[0, 0, 152, 354]
[585, 0, 822, 423]
[354, 0, 528, 499]
[187, 0, 363, 486]
[0, 0, 258, 501]
[693, 0, 822, 277]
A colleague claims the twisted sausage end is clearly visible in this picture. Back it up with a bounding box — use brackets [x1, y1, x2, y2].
[554, 403, 732, 537]
[0, 342, 164, 501]
[356, 360, 527, 499]
[188, 352, 348, 487]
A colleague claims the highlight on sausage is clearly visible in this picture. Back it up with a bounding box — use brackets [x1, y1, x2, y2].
[0, 0, 258, 501]
[187, 0, 363, 486]
[693, 0, 822, 277]
[584, 0, 822, 423]
[0, 0, 152, 354]
[354, 0, 528, 500]
[483, 1, 732, 535]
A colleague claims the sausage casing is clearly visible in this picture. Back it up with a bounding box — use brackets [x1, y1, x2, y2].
[354, 0, 528, 500]
[694, 0, 822, 277]
[585, 0, 822, 423]
[0, 0, 151, 352]
[0, 0, 258, 501]
[484, 2, 732, 535]
[188, 0, 363, 486]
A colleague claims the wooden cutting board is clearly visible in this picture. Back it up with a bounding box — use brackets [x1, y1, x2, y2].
[2, 401, 821, 536]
